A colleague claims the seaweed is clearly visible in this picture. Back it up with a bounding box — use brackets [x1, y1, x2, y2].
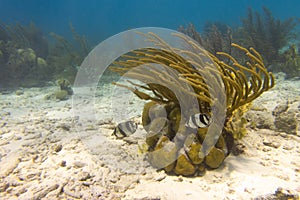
[179, 7, 300, 78]
[178, 23, 204, 46]
[278, 44, 300, 78]
[110, 32, 274, 176]
[202, 21, 233, 57]
[47, 23, 90, 83]
[234, 6, 299, 66]
[178, 22, 233, 60]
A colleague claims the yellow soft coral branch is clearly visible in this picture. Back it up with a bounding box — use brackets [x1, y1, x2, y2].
[109, 33, 275, 119]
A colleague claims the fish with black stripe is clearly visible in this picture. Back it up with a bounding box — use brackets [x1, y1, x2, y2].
[113, 121, 138, 138]
[185, 113, 213, 129]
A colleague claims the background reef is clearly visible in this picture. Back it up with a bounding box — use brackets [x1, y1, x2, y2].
[0, 22, 89, 88]
[179, 7, 300, 78]
[0, 6, 299, 89]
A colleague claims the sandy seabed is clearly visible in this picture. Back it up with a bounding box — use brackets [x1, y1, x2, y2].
[0, 75, 300, 200]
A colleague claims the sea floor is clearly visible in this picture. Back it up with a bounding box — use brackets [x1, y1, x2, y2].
[0, 74, 300, 200]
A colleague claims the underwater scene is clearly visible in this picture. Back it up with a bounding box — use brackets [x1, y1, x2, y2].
[0, 0, 300, 199]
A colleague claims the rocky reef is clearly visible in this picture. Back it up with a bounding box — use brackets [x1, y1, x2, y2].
[0, 22, 89, 87]
[0, 22, 50, 87]
[273, 100, 299, 136]
[110, 32, 274, 176]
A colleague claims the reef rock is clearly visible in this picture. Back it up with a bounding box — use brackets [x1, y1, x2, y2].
[246, 109, 275, 130]
[273, 101, 300, 136]
[256, 187, 300, 200]
[205, 147, 225, 169]
[147, 136, 177, 171]
[174, 149, 196, 176]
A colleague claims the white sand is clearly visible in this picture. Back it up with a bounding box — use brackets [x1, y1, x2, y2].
[0, 77, 299, 199]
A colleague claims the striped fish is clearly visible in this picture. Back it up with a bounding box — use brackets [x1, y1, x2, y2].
[113, 121, 138, 138]
[185, 113, 213, 129]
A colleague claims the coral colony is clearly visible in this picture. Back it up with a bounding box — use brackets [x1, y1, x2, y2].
[110, 32, 274, 176]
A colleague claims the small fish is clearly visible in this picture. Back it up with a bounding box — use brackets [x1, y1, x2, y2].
[113, 121, 138, 138]
[185, 113, 213, 129]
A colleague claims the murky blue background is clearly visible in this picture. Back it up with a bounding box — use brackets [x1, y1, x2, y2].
[1, 0, 299, 44]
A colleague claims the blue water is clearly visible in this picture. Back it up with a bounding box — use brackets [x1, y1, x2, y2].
[1, 0, 299, 44]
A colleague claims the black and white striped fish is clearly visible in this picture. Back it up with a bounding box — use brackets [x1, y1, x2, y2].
[113, 121, 138, 138]
[185, 113, 213, 129]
